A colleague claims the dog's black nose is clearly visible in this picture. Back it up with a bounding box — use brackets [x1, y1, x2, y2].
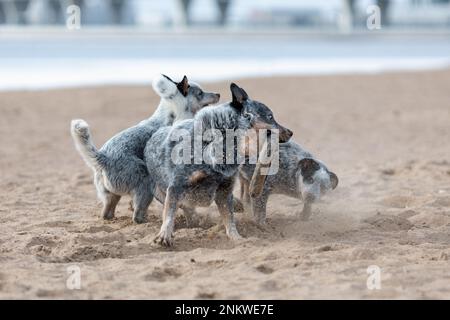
[279, 128, 293, 143]
[286, 129, 293, 139]
[282, 128, 293, 142]
[216, 93, 220, 99]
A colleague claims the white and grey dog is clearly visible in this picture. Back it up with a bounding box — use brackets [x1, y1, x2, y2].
[70, 75, 220, 223]
[144, 83, 292, 246]
[239, 141, 338, 224]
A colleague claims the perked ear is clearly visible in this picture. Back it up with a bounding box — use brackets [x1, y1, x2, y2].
[152, 74, 178, 99]
[177, 75, 189, 97]
[298, 158, 321, 177]
[162, 74, 175, 83]
[230, 83, 248, 110]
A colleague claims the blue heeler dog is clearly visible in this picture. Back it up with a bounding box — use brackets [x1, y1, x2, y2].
[70, 75, 220, 224]
[144, 83, 293, 246]
[239, 141, 338, 224]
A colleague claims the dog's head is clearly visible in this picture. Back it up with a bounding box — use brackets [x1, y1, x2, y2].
[229, 83, 293, 143]
[298, 158, 338, 202]
[152, 74, 220, 119]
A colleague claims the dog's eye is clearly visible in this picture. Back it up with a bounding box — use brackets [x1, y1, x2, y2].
[244, 113, 252, 120]
[267, 114, 273, 120]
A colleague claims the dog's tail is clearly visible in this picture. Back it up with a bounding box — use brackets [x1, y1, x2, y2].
[70, 119, 105, 171]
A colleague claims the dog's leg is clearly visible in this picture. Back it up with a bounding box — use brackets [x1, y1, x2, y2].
[94, 171, 120, 220]
[101, 193, 121, 220]
[240, 174, 252, 214]
[182, 206, 196, 228]
[239, 172, 247, 201]
[298, 198, 313, 221]
[251, 190, 269, 225]
[132, 179, 154, 224]
[215, 180, 242, 241]
[249, 164, 269, 198]
[232, 196, 245, 213]
[249, 141, 270, 198]
[128, 200, 134, 212]
[154, 186, 180, 247]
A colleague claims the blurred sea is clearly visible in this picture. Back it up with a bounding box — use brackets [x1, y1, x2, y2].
[0, 32, 449, 90]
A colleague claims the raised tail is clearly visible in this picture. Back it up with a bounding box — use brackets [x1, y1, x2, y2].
[70, 119, 105, 171]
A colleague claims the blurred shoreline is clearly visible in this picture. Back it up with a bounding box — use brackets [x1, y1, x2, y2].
[1, 27, 449, 91]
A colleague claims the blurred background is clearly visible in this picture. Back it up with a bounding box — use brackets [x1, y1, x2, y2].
[1, 0, 450, 28]
[0, 0, 449, 90]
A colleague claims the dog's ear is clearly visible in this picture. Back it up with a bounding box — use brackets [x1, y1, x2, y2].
[298, 158, 320, 181]
[152, 74, 178, 99]
[329, 171, 339, 189]
[177, 75, 189, 97]
[162, 74, 175, 83]
[230, 83, 248, 110]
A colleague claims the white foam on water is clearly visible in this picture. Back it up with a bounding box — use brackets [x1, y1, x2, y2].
[1, 57, 449, 91]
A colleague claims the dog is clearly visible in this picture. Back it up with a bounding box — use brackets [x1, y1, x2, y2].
[70, 75, 220, 224]
[239, 141, 338, 224]
[144, 83, 293, 246]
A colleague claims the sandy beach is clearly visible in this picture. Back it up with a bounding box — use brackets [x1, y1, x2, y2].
[0, 70, 449, 299]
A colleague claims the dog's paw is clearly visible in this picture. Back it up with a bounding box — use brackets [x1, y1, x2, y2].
[133, 214, 148, 224]
[252, 220, 271, 232]
[297, 209, 312, 221]
[226, 227, 242, 242]
[229, 234, 242, 241]
[153, 230, 174, 247]
[252, 212, 267, 225]
[102, 212, 115, 220]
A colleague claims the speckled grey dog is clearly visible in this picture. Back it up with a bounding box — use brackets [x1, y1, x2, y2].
[239, 141, 338, 224]
[144, 83, 292, 246]
[70, 75, 220, 223]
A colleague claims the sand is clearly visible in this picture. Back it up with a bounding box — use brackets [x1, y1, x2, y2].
[0, 70, 450, 299]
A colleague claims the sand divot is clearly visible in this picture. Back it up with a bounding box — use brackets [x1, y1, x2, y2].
[144, 266, 182, 282]
[363, 213, 413, 231]
[256, 264, 275, 274]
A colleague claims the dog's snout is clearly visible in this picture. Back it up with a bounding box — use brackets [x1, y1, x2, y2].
[279, 127, 293, 143]
[286, 128, 293, 139]
[211, 93, 220, 104]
